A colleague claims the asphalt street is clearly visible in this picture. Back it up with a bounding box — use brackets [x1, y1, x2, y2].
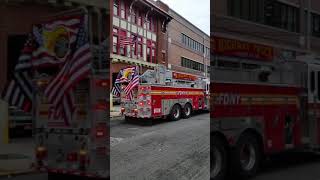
[0, 173, 46, 180]
[5, 112, 320, 180]
[253, 152, 320, 180]
[110, 113, 210, 180]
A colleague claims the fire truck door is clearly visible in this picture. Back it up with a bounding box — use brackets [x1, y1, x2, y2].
[307, 64, 320, 147]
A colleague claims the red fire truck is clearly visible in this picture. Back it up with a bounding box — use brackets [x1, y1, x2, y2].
[211, 53, 320, 179]
[32, 8, 109, 179]
[119, 65, 210, 121]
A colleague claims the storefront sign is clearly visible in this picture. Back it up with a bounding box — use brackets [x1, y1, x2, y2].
[212, 36, 274, 61]
[172, 72, 197, 81]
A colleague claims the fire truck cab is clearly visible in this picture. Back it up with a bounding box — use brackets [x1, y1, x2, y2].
[211, 54, 320, 179]
[119, 65, 210, 121]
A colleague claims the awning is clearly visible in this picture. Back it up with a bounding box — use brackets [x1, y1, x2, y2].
[111, 54, 156, 68]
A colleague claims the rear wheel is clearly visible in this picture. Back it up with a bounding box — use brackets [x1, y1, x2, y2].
[48, 173, 62, 180]
[169, 104, 181, 121]
[231, 133, 261, 179]
[182, 103, 192, 119]
[211, 135, 227, 180]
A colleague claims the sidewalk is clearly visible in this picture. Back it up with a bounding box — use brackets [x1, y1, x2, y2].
[0, 138, 36, 177]
[110, 105, 123, 120]
[110, 105, 124, 128]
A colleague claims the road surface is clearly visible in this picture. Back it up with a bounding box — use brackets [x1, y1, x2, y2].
[110, 113, 210, 180]
[253, 152, 320, 180]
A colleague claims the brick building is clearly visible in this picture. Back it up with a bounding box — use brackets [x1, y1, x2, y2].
[110, 0, 172, 82]
[167, 9, 210, 78]
[212, 0, 320, 66]
[0, 0, 108, 92]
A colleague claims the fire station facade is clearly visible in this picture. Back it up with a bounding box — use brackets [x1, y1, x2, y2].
[110, 0, 172, 83]
[212, 0, 320, 65]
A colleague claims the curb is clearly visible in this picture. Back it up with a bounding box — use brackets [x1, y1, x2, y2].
[110, 115, 123, 120]
[110, 117, 125, 127]
[0, 169, 38, 177]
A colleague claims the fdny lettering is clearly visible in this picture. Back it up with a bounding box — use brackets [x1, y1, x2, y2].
[215, 93, 241, 105]
[176, 91, 188, 95]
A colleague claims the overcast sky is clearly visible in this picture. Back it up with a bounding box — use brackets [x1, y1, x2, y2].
[161, 0, 210, 35]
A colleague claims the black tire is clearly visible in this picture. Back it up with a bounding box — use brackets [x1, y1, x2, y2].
[211, 135, 227, 180]
[124, 116, 132, 123]
[231, 133, 262, 179]
[49, 173, 106, 180]
[182, 103, 192, 119]
[48, 172, 62, 180]
[169, 104, 181, 121]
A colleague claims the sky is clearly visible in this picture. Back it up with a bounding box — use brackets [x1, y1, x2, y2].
[161, 0, 210, 35]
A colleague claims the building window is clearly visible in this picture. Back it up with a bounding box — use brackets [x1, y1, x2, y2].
[131, 8, 136, 24]
[312, 13, 320, 37]
[147, 47, 151, 62]
[137, 11, 142, 26]
[113, 35, 118, 54]
[181, 33, 208, 55]
[181, 57, 204, 72]
[228, 0, 264, 23]
[113, 0, 119, 16]
[120, 0, 126, 19]
[137, 37, 143, 58]
[146, 17, 156, 32]
[311, 71, 315, 92]
[113, 27, 119, 54]
[119, 29, 126, 56]
[152, 48, 156, 63]
[146, 17, 150, 30]
[130, 33, 137, 57]
[228, 0, 299, 32]
[146, 40, 156, 63]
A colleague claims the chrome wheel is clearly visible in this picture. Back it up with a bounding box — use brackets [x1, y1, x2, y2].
[212, 146, 223, 178]
[185, 106, 191, 116]
[240, 143, 256, 171]
[173, 108, 180, 119]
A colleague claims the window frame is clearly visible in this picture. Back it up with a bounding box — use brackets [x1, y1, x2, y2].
[113, 0, 119, 16]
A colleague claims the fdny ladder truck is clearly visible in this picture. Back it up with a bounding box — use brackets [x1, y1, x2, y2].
[32, 8, 109, 179]
[119, 65, 210, 121]
[211, 53, 320, 179]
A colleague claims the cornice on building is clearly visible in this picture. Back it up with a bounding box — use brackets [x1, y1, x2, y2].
[0, 0, 107, 9]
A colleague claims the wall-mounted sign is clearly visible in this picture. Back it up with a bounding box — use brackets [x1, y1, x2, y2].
[212, 36, 274, 61]
[172, 72, 197, 81]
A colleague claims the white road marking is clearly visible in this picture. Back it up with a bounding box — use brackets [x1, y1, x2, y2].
[110, 137, 124, 147]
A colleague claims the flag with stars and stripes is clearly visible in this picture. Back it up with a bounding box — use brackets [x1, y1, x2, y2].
[124, 66, 139, 100]
[44, 15, 91, 127]
[1, 33, 36, 112]
[119, 34, 137, 47]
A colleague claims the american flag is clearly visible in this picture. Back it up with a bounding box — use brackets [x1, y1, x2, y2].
[44, 15, 91, 126]
[31, 15, 82, 68]
[119, 34, 137, 47]
[112, 69, 122, 97]
[1, 33, 35, 112]
[112, 66, 139, 100]
[124, 66, 140, 100]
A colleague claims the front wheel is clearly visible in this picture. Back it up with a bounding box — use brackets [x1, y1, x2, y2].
[231, 133, 262, 179]
[211, 135, 227, 180]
